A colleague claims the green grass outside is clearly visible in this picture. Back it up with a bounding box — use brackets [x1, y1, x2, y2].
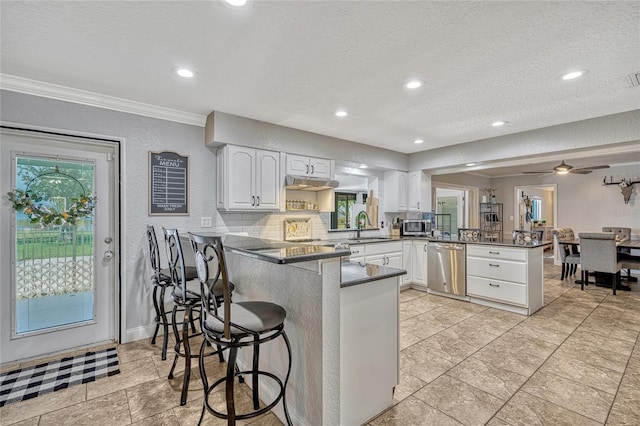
[16, 230, 94, 260]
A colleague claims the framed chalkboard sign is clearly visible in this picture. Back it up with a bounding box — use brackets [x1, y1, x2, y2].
[149, 151, 189, 215]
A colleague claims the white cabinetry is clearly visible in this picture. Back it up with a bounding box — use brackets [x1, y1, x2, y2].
[402, 242, 413, 289]
[286, 154, 332, 179]
[384, 170, 408, 212]
[466, 245, 544, 315]
[217, 145, 280, 211]
[364, 242, 403, 268]
[412, 240, 429, 289]
[341, 276, 399, 425]
[407, 170, 431, 212]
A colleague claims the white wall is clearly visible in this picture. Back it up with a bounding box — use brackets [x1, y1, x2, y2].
[491, 164, 640, 236]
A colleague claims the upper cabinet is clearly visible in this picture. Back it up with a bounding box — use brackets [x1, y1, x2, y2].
[217, 145, 280, 211]
[407, 170, 431, 211]
[383, 170, 408, 212]
[286, 154, 332, 179]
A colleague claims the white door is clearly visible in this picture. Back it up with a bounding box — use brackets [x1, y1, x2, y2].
[0, 130, 118, 363]
[255, 149, 280, 210]
[228, 145, 255, 210]
[285, 154, 310, 176]
[308, 157, 331, 178]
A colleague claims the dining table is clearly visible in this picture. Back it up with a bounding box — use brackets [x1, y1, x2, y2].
[557, 237, 639, 286]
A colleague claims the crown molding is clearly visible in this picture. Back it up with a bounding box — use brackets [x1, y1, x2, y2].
[0, 74, 207, 127]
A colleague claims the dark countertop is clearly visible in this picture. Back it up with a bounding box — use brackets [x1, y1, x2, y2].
[220, 234, 350, 264]
[340, 261, 407, 288]
[333, 235, 552, 248]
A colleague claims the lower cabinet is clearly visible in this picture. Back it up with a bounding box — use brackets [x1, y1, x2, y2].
[411, 241, 428, 289]
[340, 276, 399, 425]
[350, 242, 403, 284]
[466, 244, 544, 315]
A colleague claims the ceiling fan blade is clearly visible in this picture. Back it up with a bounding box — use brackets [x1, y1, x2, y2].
[522, 171, 550, 174]
[570, 169, 592, 174]
[572, 165, 610, 172]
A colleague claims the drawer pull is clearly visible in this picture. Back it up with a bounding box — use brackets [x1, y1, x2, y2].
[489, 263, 500, 267]
[489, 283, 500, 287]
[489, 251, 500, 255]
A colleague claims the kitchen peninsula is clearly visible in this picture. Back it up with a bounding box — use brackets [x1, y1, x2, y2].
[218, 234, 406, 426]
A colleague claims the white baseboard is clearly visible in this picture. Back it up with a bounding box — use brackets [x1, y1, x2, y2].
[124, 324, 158, 344]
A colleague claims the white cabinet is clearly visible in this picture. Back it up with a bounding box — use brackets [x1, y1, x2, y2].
[407, 170, 431, 211]
[364, 241, 402, 267]
[341, 276, 398, 425]
[402, 242, 413, 288]
[286, 154, 332, 179]
[412, 240, 429, 288]
[466, 244, 544, 315]
[217, 145, 280, 211]
[384, 170, 408, 212]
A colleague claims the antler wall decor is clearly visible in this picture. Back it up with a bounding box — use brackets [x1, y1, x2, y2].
[603, 176, 639, 204]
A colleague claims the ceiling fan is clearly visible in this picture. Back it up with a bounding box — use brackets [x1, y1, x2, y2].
[522, 160, 609, 176]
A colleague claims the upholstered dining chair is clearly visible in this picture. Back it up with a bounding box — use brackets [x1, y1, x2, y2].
[603, 227, 633, 280]
[579, 232, 622, 295]
[552, 228, 580, 280]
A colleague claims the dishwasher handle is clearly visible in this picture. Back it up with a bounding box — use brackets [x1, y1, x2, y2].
[430, 243, 466, 251]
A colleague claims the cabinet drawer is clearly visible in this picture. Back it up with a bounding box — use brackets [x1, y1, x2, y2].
[467, 276, 527, 306]
[467, 245, 527, 262]
[365, 242, 402, 256]
[467, 257, 527, 284]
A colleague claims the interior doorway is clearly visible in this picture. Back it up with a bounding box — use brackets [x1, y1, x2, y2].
[514, 184, 558, 260]
[433, 185, 479, 235]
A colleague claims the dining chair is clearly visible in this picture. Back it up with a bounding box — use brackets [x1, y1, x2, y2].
[602, 227, 633, 280]
[579, 232, 622, 295]
[552, 228, 580, 280]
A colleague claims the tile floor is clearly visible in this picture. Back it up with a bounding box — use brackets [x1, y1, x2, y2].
[1, 260, 639, 425]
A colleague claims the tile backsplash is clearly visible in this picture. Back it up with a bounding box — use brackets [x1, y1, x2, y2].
[213, 211, 396, 241]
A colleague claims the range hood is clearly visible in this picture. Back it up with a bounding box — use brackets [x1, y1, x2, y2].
[285, 175, 340, 191]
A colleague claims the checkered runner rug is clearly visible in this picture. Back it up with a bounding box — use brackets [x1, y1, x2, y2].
[0, 347, 120, 407]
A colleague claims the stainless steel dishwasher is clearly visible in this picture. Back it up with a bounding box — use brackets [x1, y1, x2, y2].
[427, 242, 466, 296]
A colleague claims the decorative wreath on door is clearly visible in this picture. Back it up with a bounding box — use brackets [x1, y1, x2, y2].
[6, 167, 97, 227]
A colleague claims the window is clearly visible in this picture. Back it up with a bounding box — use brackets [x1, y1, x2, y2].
[531, 197, 542, 221]
[331, 192, 366, 229]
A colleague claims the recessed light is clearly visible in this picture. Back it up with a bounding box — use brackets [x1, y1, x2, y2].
[414, 139, 424, 144]
[561, 70, 587, 80]
[335, 110, 349, 117]
[224, 0, 247, 6]
[175, 68, 195, 78]
[404, 79, 425, 89]
[359, 164, 368, 169]
[492, 121, 508, 127]
[466, 163, 476, 167]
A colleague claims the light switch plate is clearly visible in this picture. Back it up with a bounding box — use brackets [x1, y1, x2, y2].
[201, 217, 212, 228]
[509, 215, 514, 221]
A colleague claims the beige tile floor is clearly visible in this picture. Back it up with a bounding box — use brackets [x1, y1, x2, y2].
[1, 260, 639, 426]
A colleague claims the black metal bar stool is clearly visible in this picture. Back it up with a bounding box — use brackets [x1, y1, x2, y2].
[188, 233, 292, 425]
[163, 228, 231, 406]
[146, 225, 199, 360]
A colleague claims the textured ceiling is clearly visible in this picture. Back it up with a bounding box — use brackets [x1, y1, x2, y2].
[0, 1, 639, 155]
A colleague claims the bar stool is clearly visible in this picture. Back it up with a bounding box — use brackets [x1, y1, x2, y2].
[188, 233, 292, 425]
[163, 228, 232, 406]
[146, 225, 199, 360]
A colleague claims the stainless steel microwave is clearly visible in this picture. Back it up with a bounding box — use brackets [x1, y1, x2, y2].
[402, 219, 430, 236]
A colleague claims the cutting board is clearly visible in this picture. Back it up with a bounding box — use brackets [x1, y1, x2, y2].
[365, 190, 378, 229]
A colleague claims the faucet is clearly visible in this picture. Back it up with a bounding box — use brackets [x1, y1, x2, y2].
[355, 211, 370, 239]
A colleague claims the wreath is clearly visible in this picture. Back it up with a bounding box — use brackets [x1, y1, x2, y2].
[6, 189, 97, 227]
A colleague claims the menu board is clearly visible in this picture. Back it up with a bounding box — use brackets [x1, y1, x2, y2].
[149, 151, 189, 215]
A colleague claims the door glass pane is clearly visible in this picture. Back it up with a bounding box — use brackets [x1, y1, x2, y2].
[14, 156, 95, 334]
